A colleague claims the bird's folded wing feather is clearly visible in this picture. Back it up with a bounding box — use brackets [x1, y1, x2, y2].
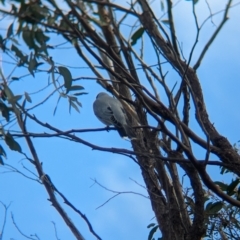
[106, 107, 123, 128]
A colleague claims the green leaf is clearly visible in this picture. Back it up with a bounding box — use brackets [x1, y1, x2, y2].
[11, 44, 24, 59]
[11, 77, 19, 81]
[22, 26, 35, 49]
[148, 225, 159, 240]
[53, 95, 61, 116]
[35, 29, 49, 54]
[0, 144, 7, 158]
[0, 100, 10, 121]
[11, 44, 28, 65]
[160, 0, 164, 11]
[67, 85, 84, 92]
[69, 96, 82, 108]
[0, 34, 6, 51]
[147, 223, 156, 228]
[161, 19, 170, 26]
[214, 181, 228, 191]
[9, 95, 22, 104]
[69, 98, 80, 113]
[24, 92, 32, 103]
[206, 201, 223, 214]
[3, 85, 14, 103]
[35, 29, 50, 44]
[28, 53, 38, 76]
[131, 27, 145, 46]
[58, 66, 72, 92]
[205, 202, 212, 211]
[0, 156, 4, 165]
[227, 178, 240, 196]
[5, 132, 22, 152]
[7, 22, 14, 38]
[73, 92, 88, 96]
[220, 166, 230, 175]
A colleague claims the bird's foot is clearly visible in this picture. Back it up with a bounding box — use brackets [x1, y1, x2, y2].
[105, 126, 110, 132]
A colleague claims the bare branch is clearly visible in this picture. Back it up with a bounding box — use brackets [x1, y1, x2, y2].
[0, 201, 11, 240]
[193, 0, 233, 70]
[91, 179, 149, 210]
[11, 213, 38, 240]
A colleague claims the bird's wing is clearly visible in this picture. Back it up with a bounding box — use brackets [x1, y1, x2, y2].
[93, 98, 123, 127]
[106, 106, 123, 128]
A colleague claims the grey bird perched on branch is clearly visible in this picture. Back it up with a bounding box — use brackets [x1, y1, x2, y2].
[93, 92, 135, 139]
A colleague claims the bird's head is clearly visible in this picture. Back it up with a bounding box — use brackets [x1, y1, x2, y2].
[96, 92, 109, 99]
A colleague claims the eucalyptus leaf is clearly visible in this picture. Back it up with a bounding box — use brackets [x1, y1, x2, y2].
[0, 100, 10, 121]
[148, 225, 159, 240]
[227, 178, 240, 196]
[67, 85, 84, 92]
[24, 92, 32, 103]
[131, 27, 144, 46]
[0, 156, 4, 165]
[147, 223, 156, 228]
[5, 132, 22, 152]
[58, 66, 72, 92]
[0, 144, 7, 158]
[206, 201, 224, 215]
[7, 22, 14, 38]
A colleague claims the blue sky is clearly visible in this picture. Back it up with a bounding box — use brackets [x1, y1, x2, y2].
[0, 1, 240, 239]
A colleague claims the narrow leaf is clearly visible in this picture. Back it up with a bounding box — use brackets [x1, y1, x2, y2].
[7, 22, 14, 38]
[69, 96, 82, 108]
[28, 53, 37, 77]
[24, 92, 32, 103]
[207, 201, 224, 214]
[227, 178, 240, 196]
[214, 181, 228, 191]
[3, 85, 14, 103]
[131, 27, 145, 46]
[73, 92, 88, 96]
[11, 44, 24, 59]
[75, 99, 82, 107]
[69, 99, 80, 113]
[0, 156, 4, 165]
[67, 85, 84, 92]
[0, 144, 7, 158]
[10, 95, 22, 103]
[160, 0, 164, 11]
[148, 225, 159, 240]
[205, 202, 213, 211]
[161, 19, 170, 26]
[22, 26, 35, 49]
[147, 223, 156, 228]
[53, 95, 61, 116]
[58, 66, 72, 92]
[0, 100, 10, 121]
[5, 132, 22, 152]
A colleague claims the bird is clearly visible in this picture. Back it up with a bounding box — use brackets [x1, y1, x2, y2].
[93, 92, 135, 139]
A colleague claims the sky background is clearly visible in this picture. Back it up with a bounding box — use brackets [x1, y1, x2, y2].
[0, 0, 240, 239]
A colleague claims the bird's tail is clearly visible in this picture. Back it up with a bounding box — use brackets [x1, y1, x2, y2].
[121, 124, 136, 139]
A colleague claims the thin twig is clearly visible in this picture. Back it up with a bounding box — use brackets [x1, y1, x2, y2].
[0, 201, 11, 240]
[51, 221, 60, 240]
[91, 179, 149, 210]
[193, 0, 233, 70]
[11, 213, 38, 240]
